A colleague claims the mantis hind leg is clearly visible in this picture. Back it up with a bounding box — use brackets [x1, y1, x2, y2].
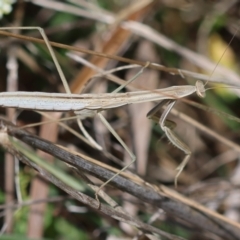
[95, 63, 151, 203]
[95, 112, 136, 204]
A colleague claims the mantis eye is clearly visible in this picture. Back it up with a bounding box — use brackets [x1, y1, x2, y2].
[196, 80, 206, 98]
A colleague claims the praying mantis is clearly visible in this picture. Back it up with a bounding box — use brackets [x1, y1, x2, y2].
[0, 26, 233, 195]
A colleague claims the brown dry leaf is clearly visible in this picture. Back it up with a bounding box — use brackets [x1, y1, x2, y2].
[127, 41, 159, 176]
[70, 2, 154, 93]
[120, 38, 159, 236]
[27, 112, 61, 238]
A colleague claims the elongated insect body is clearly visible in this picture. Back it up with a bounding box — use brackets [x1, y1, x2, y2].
[0, 84, 200, 111]
[0, 26, 209, 199]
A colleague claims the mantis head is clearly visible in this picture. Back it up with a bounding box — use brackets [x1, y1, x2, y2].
[196, 80, 206, 98]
